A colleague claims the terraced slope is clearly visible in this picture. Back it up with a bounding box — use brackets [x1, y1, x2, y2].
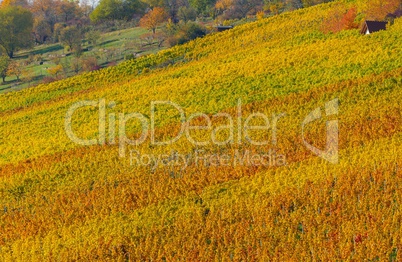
[1, 1, 402, 260]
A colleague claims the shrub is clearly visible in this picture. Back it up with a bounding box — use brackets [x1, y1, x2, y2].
[182, 22, 207, 40]
[167, 35, 179, 47]
[107, 61, 117, 67]
[125, 54, 136, 60]
[256, 10, 265, 20]
[47, 65, 63, 77]
[71, 57, 81, 74]
[81, 56, 99, 72]
[51, 55, 61, 65]
[167, 21, 207, 46]
[86, 30, 101, 46]
[42, 76, 56, 84]
[27, 55, 35, 65]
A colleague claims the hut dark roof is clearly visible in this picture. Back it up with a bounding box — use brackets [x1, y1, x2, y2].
[361, 20, 388, 34]
[217, 26, 234, 32]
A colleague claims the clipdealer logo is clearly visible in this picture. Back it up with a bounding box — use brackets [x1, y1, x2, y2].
[65, 98, 339, 166]
[302, 98, 339, 164]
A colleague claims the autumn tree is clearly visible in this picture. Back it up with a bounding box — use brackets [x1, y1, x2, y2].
[30, 0, 58, 34]
[33, 17, 52, 44]
[140, 7, 168, 34]
[0, 0, 28, 8]
[142, 0, 182, 22]
[53, 23, 65, 43]
[30, 0, 54, 44]
[189, 0, 215, 16]
[90, 0, 120, 22]
[0, 6, 34, 58]
[90, 0, 146, 22]
[59, 26, 81, 51]
[216, 0, 262, 19]
[321, 4, 358, 34]
[30, 0, 86, 44]
[341, 7, 358, 30]
[0, 55, 9, 83]
[56, 0, 82, 23]
[177, 6, 197, 22]
[7, 60, 25, 81]
[215, 0, 233, 13]
[166, 0, 179, 22]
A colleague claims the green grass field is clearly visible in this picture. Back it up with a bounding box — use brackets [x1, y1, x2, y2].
[0, 26, 164, 94]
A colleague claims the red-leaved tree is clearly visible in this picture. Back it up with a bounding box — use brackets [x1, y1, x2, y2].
[321, 5, 358, 34]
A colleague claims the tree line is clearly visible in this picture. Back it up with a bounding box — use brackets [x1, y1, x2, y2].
[0, 0, 401, 85]
[0, 0, 339, 62]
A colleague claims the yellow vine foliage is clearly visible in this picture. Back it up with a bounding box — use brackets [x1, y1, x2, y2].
[0, 0, 402, 260]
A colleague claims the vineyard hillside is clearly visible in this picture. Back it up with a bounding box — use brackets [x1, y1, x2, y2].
[1, 0, 402, 260]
